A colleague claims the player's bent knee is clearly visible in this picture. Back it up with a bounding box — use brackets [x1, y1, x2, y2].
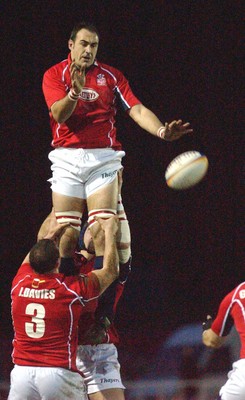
[55, 211, 82, 231]
[60, 226, 80, 257]
[115, 217, 131, 263]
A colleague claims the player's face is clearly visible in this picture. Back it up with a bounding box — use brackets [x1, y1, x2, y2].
[69, 29, 99, 69]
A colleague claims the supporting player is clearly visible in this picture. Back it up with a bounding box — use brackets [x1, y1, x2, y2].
[8, 216, 119, 400]
[202, 281, 245, 400]
[37, 171, 130, 399]
[75, 224, 130, 400]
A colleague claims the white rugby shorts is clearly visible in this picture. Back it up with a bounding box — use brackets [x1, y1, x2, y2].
[76, 343, 125, 394]
[48, 148, 125, 199]
[8, 365, 87, 400]
[219, 359, 245, 400]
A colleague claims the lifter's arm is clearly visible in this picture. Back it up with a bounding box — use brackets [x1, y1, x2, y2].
[91, 216, 119, 294]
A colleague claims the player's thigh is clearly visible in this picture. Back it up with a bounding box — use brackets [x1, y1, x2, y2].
[77, 344, 125, 396]
[86, 179, 118, 248]
[8, 366, 40, 400]
[89, 388, 125, 400]
[52, 192, 85, 212]
[87, 177, 118, 211]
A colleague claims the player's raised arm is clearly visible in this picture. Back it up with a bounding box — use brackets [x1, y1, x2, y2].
[50, 64, 86, 123]
[91, 215, 119, 294]
[128, 103, 193, 141]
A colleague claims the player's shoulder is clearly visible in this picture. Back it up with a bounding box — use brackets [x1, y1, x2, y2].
[223, 282, 245, 303]
[62, 271, 100, 297]
[12, 263, 33, 286]
[234, 282, 245, 299]
[16, 262, 33, 275]
[95, 60, 124, 78]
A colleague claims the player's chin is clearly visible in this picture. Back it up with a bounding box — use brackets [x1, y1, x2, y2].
[82, 60, 93, 69]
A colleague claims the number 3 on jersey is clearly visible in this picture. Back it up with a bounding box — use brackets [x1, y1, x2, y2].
[25, 303, 45, 338]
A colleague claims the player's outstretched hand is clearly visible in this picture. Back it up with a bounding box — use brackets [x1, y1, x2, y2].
[163, 120, 193, 141]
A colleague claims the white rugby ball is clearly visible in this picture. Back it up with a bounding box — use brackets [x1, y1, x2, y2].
[165, 151, 209, 190]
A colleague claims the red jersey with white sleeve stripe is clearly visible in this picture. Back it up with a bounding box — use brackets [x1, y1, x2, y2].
[42, 53, 141, 149]
[211, 282, 245, 359]
[11, 262, 100, 372]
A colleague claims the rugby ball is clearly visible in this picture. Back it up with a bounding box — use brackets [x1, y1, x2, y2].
[165, 151, 209, 190]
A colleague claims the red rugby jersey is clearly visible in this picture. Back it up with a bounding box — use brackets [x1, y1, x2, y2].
[42, 54, 141, 149]
[11, 263, 99, 371]
[211, 282, 245, 359]
[74, 253, 125, 345]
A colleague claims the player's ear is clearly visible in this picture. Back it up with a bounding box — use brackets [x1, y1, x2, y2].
[68, 39, 73, 50]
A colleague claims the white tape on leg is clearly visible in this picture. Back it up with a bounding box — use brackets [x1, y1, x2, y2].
[88, 209, 116, 227]
[55, 211, 82, 231]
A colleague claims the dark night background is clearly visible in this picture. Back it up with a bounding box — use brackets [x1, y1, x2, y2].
[1, 0, 243, 387]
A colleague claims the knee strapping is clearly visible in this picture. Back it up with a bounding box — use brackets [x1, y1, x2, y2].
[117, 194, 127, 214]
[117, 219, 131, 263]
[117, 218, 131, 244]
[55, 211, 82, 231]
[118, 247, 131, 264]
[116, 195, 131, 263]
[88, 209, 116, 227]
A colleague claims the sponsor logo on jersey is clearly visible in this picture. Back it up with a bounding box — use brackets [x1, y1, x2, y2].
[239, 290, 245, 299]
[18, 287, 56, 299]
[102, 170, 117, 179]
[100, 378, 120, 383]
[96, 73, 106, 86]
[80, 88, 99, 102]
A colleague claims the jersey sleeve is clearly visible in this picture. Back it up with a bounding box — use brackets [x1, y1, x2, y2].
[211, 289, 235, 336]
[111, 66, 141, 111]
[42, 66, 68, 110]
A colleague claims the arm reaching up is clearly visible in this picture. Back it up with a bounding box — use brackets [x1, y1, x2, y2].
[91, 216, 119, 294]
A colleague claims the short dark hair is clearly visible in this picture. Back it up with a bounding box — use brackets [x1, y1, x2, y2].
[29, 239, 59, 274]
[70, 21, 99, 42]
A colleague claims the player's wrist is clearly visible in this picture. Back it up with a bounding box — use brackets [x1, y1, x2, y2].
[68, 88, 81, 101]
[157, 126, 166, 140]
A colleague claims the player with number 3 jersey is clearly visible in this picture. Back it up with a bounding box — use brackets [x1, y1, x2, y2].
[8, 216, 119, 400]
